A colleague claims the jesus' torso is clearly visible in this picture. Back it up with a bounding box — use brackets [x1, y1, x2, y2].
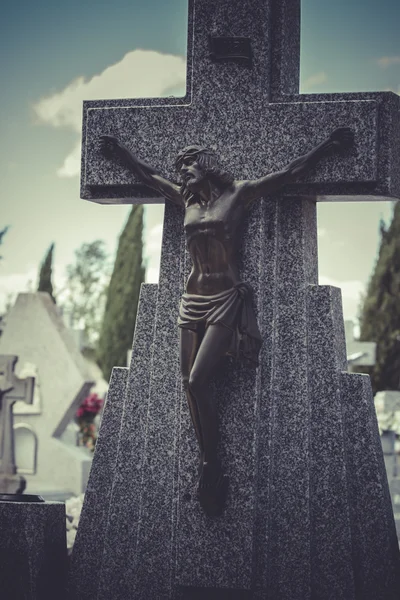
[183, 183, 246, 295]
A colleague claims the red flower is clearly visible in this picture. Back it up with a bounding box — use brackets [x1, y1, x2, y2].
[75, 393, 104, 420]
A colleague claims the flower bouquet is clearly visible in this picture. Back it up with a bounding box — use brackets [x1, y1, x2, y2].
[75, 393, 103, 451]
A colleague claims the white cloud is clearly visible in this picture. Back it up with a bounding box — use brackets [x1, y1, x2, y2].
[376, 56, 400, 69]
[58, 141, 82, 178]
[302, 71, 327, 90]
[144, 222, 163, 284]
[319, 275, 364, 321]
[33, 49, 186, 177]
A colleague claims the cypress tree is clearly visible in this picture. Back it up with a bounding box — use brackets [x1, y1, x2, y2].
[97, 205, 145, 381]
[38, 243, 56, 303]
[358, 203, 400, 393]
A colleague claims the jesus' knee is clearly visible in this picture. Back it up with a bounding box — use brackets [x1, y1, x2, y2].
[188, 368, 207, 400]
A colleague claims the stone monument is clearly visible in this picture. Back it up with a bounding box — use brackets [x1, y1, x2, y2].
[69, 0, 400, 598]
[0, 355, 68, 599]
[0, 292, 96, 497]
[0, 354, 34, 494]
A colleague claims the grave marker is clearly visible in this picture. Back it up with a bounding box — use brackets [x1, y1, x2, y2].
[71, 1, 400, 598]
[0, 355, 34, 493]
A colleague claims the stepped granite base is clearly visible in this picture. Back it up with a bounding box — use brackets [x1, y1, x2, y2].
[68, 197, 400, 600]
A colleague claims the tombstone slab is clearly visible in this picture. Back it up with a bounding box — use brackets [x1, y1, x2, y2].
[0, 500, 67, 600]
[71, 0, 400, 598]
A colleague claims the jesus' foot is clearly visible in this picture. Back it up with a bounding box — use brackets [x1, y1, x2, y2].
[197, 461, 229, 517]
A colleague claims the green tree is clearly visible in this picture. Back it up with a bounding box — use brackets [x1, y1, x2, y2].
[37, 243, 56, 302]
[358, 203, 400, 393]
[61, 240, 111, 347]
[97, 205, 145, 381]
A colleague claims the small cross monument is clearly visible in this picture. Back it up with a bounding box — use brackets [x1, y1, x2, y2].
[71, 1, 400, 599]
[0, 355, 35, 493]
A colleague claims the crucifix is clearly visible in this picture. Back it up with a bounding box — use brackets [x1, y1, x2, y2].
[78, 0, 400, 597]
[99, 125, 353, 517]
[0, 355, 34, 494]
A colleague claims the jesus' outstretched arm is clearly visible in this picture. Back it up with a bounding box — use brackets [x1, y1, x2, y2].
[99, 135, 184, 208]
[239, 127, 354, 207]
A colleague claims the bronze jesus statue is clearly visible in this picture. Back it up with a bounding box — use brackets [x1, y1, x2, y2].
[100, 127, 353, 516]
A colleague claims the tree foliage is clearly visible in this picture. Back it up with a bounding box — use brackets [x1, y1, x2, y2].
[38, 243, 56, 302]
[358, 203, 400, 394]
[97, 206, 145, 381]
[61, 240, 110, 347]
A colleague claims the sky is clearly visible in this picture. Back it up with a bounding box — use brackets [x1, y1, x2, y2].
[1, 0, 399, 323]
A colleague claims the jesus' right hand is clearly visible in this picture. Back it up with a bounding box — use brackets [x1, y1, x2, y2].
[98, 135, 124, 159]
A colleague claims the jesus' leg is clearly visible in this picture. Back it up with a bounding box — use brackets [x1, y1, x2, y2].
[187, 323, 233, 515]
[180, 326, 204, 462]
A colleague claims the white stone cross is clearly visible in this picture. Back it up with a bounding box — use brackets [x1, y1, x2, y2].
[0, 355, 35, 478]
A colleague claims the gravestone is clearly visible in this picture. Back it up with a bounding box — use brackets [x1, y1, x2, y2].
[0, 357, 68, 599]
[345, 320, 376, 369]
[0, 354, 34, 493]
[0, 292, 95, 497]
[0, 498, 68, 600]
[70, 1, 400, 598]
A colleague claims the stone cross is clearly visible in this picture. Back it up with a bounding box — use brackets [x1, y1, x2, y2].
[82, 1, 399, 206]
[0, 355, 35, 481]
[75, 1, 400, 599]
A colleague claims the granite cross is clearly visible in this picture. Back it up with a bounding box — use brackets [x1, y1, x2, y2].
[82, 0, 399, 206]
[0, 355, 35, 481]
[77, 0, 400, 598]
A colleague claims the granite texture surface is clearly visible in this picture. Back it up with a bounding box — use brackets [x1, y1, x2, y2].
[0, 500, 67, 600]
[74, 0, 400, 597]
[96, 284, 159, 599]
[67, 366, 129, 599]
[71, 199, 400, 600]
[341, 373, 400, 599]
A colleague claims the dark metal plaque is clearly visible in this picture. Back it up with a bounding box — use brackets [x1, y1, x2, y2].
[209, 36, 252, 64]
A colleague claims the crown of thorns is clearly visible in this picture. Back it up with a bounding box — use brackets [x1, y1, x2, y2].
[175, 146, 217, 171]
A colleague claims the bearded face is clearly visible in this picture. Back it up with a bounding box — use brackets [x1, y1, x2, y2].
[179, 155, 206, 192]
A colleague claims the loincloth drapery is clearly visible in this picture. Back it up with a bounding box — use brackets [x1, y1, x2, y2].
[178, 282, 262, 366]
